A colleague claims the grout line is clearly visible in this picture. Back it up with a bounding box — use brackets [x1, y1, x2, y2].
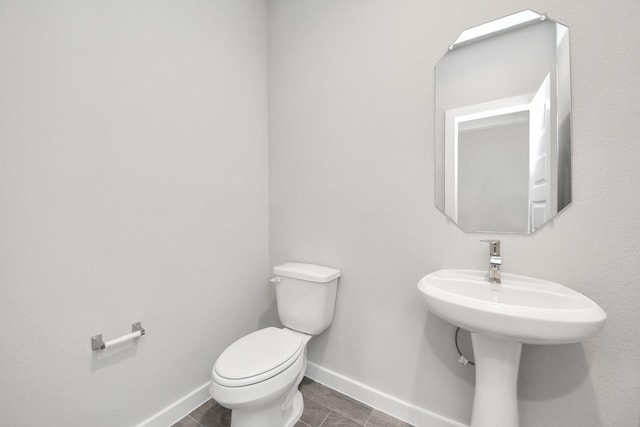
[187, 415, 202, 427]
[363, 409, 373, 427]
[318, 410, 332, 427]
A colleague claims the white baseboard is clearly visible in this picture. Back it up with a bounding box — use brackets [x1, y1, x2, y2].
[305, 362, 468, 427]
[134, 365, 468, 427]
[135, 381, 211, 427]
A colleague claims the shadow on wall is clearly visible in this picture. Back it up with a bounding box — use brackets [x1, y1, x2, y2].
[257, 296, 279, 330]
[410, 312, 475, 424]
[518, 343, 603, 426]
[423, 312, 475, 386]
[304, 286, 364, 371]
[300, 275, 358, 369]
[519, 343, 592, 399]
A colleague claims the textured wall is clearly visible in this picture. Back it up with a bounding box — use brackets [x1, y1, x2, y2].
[0, 1, 270, 426]
[268, 1, 640, 426]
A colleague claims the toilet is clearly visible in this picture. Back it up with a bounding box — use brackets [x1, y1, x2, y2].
[210, 262, 340, 427]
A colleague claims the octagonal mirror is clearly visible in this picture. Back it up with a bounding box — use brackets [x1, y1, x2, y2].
[434, 10, 572, 234]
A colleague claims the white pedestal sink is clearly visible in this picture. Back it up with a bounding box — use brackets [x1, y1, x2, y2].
[418, 269, 606, 427]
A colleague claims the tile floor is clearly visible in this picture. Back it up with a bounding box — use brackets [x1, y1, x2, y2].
[172, 377, 413, 427]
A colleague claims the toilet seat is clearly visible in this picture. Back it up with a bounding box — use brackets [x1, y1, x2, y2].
[213, 327, 304, 387]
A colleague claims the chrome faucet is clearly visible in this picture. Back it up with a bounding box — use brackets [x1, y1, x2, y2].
[482, 240, 502, 284]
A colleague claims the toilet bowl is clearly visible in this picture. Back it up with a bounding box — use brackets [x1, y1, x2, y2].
[210, 263, 340, 427]
[210, 327, 311, 427]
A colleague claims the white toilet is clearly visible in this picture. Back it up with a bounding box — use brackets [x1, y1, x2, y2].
[210, 262, 340, 427]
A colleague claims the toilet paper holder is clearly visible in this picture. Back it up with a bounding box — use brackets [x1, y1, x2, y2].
[91, 322, 145, 351]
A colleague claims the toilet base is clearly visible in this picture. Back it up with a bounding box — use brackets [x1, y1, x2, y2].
[229, 389, 304, 427]
[285, 391, 304, 427]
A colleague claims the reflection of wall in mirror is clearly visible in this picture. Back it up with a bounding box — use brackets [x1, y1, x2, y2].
[458, 117, 529, 233]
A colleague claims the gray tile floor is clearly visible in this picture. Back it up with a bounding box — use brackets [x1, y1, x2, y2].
[172, 377, 413, 427]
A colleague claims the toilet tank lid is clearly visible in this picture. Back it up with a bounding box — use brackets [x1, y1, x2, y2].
[273, 263, 341, 283]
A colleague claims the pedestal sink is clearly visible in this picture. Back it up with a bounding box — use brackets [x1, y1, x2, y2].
[417, 269, 606, 427]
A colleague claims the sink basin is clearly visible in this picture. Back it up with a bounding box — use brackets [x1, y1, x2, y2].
[417, 269, 607, 427]
[418, 269, 606, 344]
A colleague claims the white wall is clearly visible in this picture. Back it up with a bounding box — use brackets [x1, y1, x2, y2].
[0, 1, 271, 426]
[268, 1, 640, 426]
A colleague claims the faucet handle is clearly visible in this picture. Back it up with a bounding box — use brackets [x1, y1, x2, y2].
[480, 240, 501, 256]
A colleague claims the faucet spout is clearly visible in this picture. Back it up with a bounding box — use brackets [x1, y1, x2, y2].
[481, 240, 502, 284]
[488, 264, 501, 284]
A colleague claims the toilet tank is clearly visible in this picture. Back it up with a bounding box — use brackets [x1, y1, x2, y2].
[273, 263, 341, 335]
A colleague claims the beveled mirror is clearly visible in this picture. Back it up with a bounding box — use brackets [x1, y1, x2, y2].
[435, 10, 572, 234]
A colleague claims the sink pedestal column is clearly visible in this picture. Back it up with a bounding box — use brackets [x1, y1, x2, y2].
[470, 333, 522, 427]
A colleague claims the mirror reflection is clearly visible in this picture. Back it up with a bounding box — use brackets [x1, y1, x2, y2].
[435, 10, 572, 234]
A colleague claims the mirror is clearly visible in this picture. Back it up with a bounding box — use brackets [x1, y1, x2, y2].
[435, 10, 572, 234]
